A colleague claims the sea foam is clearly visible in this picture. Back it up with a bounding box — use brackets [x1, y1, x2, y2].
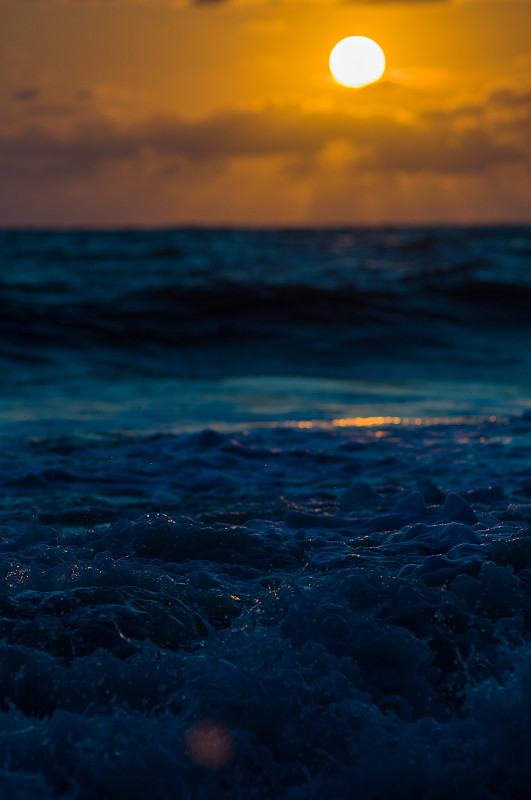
[1, 414, 530, 797]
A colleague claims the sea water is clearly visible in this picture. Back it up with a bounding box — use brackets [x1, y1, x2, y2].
[0, 227, 530, 798]
[1, 226, 530, 433]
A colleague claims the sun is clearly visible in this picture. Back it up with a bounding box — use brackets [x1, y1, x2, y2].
[329, 36, 385, 88]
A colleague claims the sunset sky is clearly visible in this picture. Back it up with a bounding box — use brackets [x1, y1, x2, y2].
[1, 0, 530, 227]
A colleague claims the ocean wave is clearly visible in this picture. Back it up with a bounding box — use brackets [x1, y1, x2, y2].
[1, 226, 530, 426]
[0, 415, 531, 797]
[1, 274, 529, 362]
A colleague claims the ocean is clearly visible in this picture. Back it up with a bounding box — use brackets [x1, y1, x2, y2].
[1, 226, 530, 433]
[1, 226, 530, 798]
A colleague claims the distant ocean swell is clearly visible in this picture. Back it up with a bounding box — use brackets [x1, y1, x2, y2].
[1, 226, 530, 359]
[0, 225, 530, 431]
[1, 274, 531, 359]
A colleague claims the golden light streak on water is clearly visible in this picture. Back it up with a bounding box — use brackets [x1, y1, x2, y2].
[289, 415, 500, 430]
[136, 414, 504, 437]
[332, 416, 402, 427]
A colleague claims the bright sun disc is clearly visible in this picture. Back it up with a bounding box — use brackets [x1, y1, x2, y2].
[330, 36, 385, 88]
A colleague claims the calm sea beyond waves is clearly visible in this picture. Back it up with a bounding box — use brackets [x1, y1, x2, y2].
[1, 225, 531, 798]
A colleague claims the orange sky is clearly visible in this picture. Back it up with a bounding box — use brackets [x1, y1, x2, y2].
[1, 0, 530, 226]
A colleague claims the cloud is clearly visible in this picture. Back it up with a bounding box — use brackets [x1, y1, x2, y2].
[341, 0, 450, 3]
[11, 87, 41, 103]
[0, 89, 528, 185]
[7, 0, 480, 5]
[488, 89, 531, 109]
[2, 90, 530, 226]
[190, 0, 450, 4]
[11, 0, 526, 8]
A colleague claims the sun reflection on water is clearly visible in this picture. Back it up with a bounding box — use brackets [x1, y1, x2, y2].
[286, 415, 499, 430]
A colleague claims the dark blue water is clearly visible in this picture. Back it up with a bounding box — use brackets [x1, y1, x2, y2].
[1, 226, 530, 433]
[1, 227, 531, 798]
[1, 415, 531, 798]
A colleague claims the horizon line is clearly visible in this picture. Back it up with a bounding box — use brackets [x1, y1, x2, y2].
[1, 220, 530, 233]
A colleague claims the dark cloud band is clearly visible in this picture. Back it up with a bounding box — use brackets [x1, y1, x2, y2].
[1, 90, 528, 181]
